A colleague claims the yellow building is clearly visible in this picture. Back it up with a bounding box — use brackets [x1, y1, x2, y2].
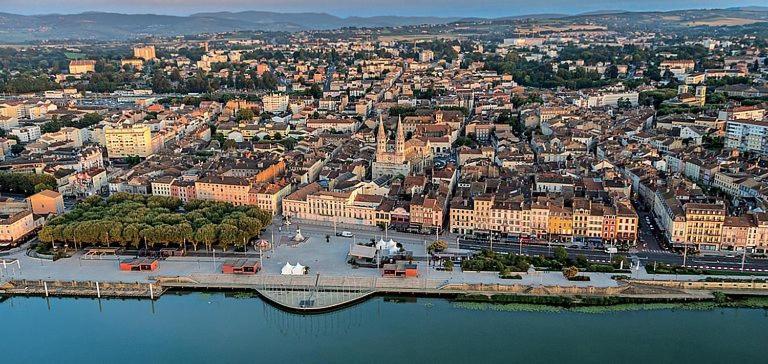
[27, 190, 65, 216]
[121, 58, 144, 70]
[248, 181, 292, 215]
[615, 202, 639, 243]
[283, 182, 380, 226]
[69, 60, 96, 74]
[684, 203, 726, 251]
[133, 45, 156, 61]
[195, 176, 251, 206]
[104, 124, 154, 158]
[0, 210, 36, 244]
[548, 205, 573, 237]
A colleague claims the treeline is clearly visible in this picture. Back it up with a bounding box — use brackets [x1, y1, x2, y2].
[484, 53, 612, 90]
[0, 173, 58, 196]
[38, 193, 273, 252]
[41, 113, 103, 133]
[0, 74, 58, 94]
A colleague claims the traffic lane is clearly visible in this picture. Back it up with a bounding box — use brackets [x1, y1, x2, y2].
[458, 241, 614, 261]
[638, 252, 768, 270]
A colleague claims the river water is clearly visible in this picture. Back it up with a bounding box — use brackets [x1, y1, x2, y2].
[1, 293, 766, 363]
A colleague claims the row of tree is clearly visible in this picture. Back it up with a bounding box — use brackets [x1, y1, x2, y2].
[0, 173, 58, 196]
[38, 193, 273, 252]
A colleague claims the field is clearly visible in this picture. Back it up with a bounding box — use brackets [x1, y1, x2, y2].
[685, 18, 766, 27]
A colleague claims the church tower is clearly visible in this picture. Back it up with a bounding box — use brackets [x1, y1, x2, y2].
[395, 115, 405, 162]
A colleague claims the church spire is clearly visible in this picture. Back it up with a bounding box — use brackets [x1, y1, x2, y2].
[376, 114, 386, 156]
[395, 114, 405, 157]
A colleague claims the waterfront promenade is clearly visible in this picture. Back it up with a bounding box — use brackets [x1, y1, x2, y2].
[4, 231, 768, 311]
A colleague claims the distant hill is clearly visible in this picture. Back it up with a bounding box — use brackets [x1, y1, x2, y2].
[0, 11, 461, 42]
[563, 8, 768, 31]
[1, 8, 767, 43]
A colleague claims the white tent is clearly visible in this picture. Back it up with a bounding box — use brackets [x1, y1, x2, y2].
[386, 239, 397, 249]
[292, 263, 306, 275]
[376, 239, 388, 250]
[281, 262, 294, 275]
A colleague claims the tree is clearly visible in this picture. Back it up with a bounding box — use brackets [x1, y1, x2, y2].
[38, 226, 55, 245]
[604, 65, 619, 79]
[217, 223, 240, 251]
[617, 97, 633, 109]
[562, 266, 579, 279]
[10, 144, 24, 155]
[178, 222, 194, 251]
[576, 254, 589, 268]
[429, 240, 448, 253]
[237, 108, 255, 121]
[78, 113, 103, 128]
[196, 224, 218, 251]
[553, 246, 568, 263]
[443, 260, 454, 272]
[108, 222, 123, 246]
[125, 155, 142, 166]
[122, 223, 141, 249]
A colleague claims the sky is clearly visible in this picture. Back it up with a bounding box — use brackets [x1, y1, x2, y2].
[1, 0, 764, 18]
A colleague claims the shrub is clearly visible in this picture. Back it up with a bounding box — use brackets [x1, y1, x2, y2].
[429, 240, 448, 253]
[567, 276, 591, 281]
[563, 266, 579, 279]
[443, 260, 454, 272]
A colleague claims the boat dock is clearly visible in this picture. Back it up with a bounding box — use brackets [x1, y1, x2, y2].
[0, 279, 164, 299]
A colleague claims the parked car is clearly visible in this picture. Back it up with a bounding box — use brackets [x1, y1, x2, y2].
[336, 231, 354, 238]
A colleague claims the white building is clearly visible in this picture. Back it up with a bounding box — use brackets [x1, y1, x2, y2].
[9, 125, 42, 143]
[725, 119, 768, 155]
[262, 93, 290, 113]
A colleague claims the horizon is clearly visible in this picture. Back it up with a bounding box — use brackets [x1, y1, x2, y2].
[2, 0, 766, 18]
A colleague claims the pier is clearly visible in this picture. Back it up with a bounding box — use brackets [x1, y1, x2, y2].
[0, 279, 164, 299]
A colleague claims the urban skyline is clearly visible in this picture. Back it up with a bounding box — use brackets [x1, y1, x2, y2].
[2, 3, 768, 361]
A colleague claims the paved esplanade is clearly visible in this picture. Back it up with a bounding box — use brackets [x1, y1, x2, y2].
[2, 224, 766, 288]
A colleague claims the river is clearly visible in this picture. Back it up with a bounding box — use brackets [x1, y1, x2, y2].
[1, 293, 766, 363]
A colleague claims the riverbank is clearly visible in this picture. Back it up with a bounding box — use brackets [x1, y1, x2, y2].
[5, 273, 768, 313]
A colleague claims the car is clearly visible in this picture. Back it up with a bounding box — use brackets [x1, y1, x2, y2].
[336, 231, 354, 238]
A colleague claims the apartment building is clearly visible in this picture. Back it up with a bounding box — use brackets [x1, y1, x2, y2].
[262, 93, 290, 113]
[133, 45, 157, 60]
[69, 60, 97, 74]
[448, 196, 638, 244]
[725, 119, 768, 155]
[195, 175, 251, 206]
[0, 210, 37, 244]
[104, 124, 154, 158]
[248, 181, 292, 215]
[684, 203, 726, 251]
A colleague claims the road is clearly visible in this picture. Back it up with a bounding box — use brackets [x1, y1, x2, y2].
[280, 219, 768, 272]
